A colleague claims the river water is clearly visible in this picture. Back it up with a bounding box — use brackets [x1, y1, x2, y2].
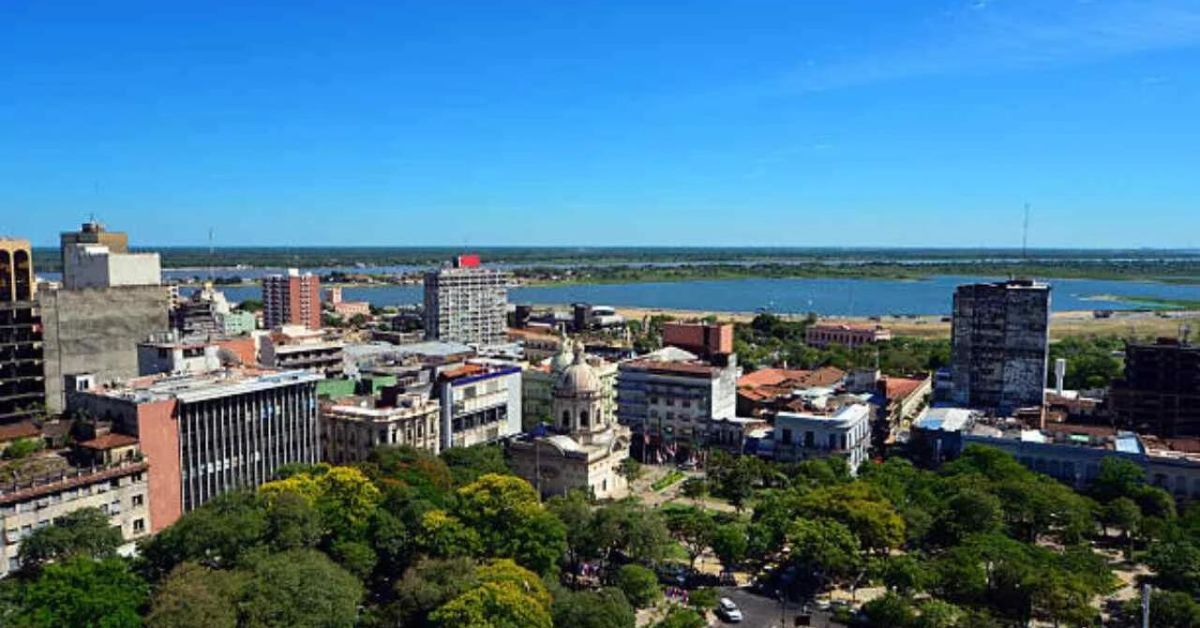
[187, 275, 1200, 316]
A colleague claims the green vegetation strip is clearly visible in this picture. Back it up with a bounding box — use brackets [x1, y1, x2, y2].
[651, 470, 686, 491]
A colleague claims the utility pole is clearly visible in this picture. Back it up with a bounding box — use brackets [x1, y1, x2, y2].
[1142, 583, 1151, 628]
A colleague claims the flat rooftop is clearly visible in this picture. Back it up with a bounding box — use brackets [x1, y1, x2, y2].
[85, 368, 322, 404]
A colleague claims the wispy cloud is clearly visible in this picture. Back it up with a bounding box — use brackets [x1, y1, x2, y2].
[788, 0, 1200, 91]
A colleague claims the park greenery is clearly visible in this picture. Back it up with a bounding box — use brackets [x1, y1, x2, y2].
[0, 438, 1196, 626]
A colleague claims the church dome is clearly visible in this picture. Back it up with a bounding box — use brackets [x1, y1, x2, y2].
[556, 350, 602, 397]
[548, 336, 575, 374]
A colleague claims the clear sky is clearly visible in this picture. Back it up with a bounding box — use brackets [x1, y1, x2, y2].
[2, 0, 1198, 248]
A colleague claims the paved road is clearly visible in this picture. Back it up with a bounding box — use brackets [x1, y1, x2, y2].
[713, 587, 839, 628]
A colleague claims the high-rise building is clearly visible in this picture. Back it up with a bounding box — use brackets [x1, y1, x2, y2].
[59, 220, 128, 272]
[423, 255, 509, 346]
[41, 223, 170, 412]
[262, 269, 321, 330]
[0, 238, 45, 422]
[950, 279, 1051, 415]
[616, 346, 738, 461]
[1110, 335, 1200, 437]
[60, 221, 161, 290]
[67, 368, 321, 530]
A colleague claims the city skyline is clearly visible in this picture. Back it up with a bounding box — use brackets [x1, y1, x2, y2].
[4, 0, 1200, 248]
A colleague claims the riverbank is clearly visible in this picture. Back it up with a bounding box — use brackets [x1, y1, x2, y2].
[612, 306, 1200, 341]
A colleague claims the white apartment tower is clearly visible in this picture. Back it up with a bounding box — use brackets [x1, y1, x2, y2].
[423, 255, 509, 347]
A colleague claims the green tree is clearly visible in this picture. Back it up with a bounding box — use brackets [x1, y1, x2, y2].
[615, 564, 661, 609]
[139, 490, 268, 580]
[710, 523, 747, 571]
[440, 444, 512, 485]
[1102, 497, 1142, 557]
[453, 474, 567, 574]
[651, 607, 706, 628]
[861, 592, 916, 627]
[146, 562, 244, 628]
[264, 490, 323, 551]
[475, 559, 553, 610]
[1124, 590, 1200, 628]
[680, 477, 708, 499]
[1146, 537, 1200, 595]
[786, 518, 861, 586]
[2, 437, 42, 459]
[938, 487, 1003, 545]
[546, 490, 597, 567]
[18, 507, 123, 570]
[240, 549, 363, 628]
[551, 588, 636, 628]
[430, 581, 553, 628]
[686, 586, 718, 612]
[390, 557, 477, 626]
[880, 554, 930, 595]
[328, 539, 378, 580]
[415, 510, 482, 559]
[1092, 457, 1146, 503]
[618, 458, 643, 486]
[664, 506, 714, 569]
[914, 599, 963, 628]
[17, 556, 148, 628]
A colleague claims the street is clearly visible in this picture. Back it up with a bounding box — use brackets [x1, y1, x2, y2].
[714, 587, 839, 628]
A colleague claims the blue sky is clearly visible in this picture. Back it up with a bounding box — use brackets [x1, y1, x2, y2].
[2, 0, 1199, 248]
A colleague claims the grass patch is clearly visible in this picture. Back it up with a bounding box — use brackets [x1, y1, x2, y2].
[651, 470, 686, 491]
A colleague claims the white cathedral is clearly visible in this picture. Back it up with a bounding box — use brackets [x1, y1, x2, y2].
[508, 341, 632, 499]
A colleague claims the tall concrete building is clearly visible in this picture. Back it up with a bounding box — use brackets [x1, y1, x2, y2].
[61, 221, 161, 290]
[262, 269, 321, 330]
[1110, 336, 1200, 437]
[0, 238, 45, 422]
[423, 255, 510, 347]
[950, 279, 1051, 415]
[67, 368, 321, 530]
[40, 223, 170, 413]
[617, 346, 738, 461]
[59, 220, 128, 272]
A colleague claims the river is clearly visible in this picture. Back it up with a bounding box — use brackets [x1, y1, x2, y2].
[184, 275, 1200, 316]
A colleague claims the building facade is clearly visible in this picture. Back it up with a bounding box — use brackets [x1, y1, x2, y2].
[39, 284, 171, 413]
[1, 457, 150, 576]
[805, 323, 892, 349]
[616, 349, 738, 459]
[0, 239, 45, 423]
[509, 349, 631, 499]
[1110, 337, 1200, 437]
[262, 269, 321, 330]
[661, 321, 733, 359]
[950, 280, 1050, 415]
[260, 326, 345, 377]
[67, 369, 321, 530]
[321, 393, 440, 463]
[423, 256, 510, 347]
[437, 361, 522, 450]
[522, 339, 617, 430]
[770, 404, 872, 474]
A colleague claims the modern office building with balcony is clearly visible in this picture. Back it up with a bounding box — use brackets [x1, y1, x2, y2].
[423, 255, 510, 347]
[0, 238, 44, 423]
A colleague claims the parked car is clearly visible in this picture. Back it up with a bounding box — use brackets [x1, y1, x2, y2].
[717, 597, 743, 623]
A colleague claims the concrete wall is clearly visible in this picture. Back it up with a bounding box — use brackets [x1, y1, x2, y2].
[40, 286, 171, 412]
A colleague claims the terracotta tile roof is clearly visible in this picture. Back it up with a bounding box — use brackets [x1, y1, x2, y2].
[440, 363, 487, 380]
[883, 377, 926, 401]
[78, 433, 140, 450]
[0, 421, 40, 443]
[738, 366, 846, 390]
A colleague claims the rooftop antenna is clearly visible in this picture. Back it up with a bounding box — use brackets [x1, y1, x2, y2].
[1022, 202, 1030, 260]
[208, 227, 215, 283]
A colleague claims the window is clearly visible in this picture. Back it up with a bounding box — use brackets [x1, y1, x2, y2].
[132, 494, 145, 508]
[562, 410, 571, 427]
[110, 478, 121, 489]
[580, 411, 589, 427]
[133, 518, 146, 534]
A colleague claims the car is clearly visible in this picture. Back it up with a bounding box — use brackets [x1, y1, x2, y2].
[717, 597, 743, 623]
